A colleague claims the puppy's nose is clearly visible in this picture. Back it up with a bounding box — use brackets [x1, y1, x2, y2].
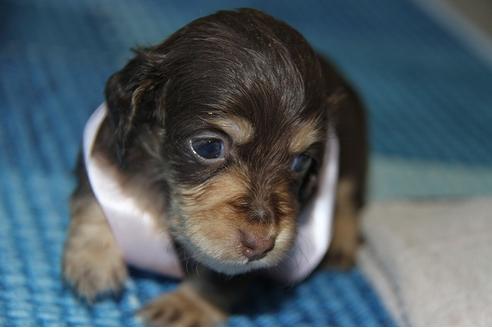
[239, 230, 275, 261]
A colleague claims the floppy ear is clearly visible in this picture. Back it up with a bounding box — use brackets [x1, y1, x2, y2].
[104, 49, 166, 164]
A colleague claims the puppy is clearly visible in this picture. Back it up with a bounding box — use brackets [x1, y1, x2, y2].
[62, 8, 367, 326]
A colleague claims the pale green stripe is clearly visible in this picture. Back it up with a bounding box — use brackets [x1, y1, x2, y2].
[370, 155, 492, 200]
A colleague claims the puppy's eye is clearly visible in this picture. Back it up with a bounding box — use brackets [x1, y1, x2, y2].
[190, 137, 225, 160]
[291, 154, 312, 173]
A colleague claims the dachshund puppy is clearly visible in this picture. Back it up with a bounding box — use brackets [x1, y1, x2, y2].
[62, 8, 367, 326]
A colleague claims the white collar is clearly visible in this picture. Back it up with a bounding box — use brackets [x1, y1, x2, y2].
[84, 103, 338, 283]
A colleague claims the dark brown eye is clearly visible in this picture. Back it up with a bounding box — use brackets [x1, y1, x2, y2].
[291, 154, 312, 173]
[190, 138, 225, 160]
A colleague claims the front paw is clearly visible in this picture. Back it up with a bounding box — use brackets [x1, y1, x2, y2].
[139, 284, 227, 326]
[62, 238, 128, 300]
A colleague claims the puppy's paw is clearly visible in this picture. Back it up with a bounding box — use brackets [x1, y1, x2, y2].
[139, 284, 227, 327]
[323, 223, 359, 269]
[63, 237, 128, 300]
[323, 213, 360, 270]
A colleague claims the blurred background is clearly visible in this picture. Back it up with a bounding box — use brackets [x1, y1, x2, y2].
[444, 0, 492, 36]
[0, 0, 491, 326]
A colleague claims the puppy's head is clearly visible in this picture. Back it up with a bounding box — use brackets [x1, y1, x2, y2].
[104, 9, 337, 275]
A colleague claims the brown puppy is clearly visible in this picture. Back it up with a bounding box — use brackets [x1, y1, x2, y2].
[62, 8, 367, 326]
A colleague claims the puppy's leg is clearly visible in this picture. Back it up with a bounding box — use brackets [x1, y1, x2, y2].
[323, 177, 362, 268]
[320, 67, 368, 268]
[62, 156, 127, 300]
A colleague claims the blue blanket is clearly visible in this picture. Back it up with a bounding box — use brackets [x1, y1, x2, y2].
[1, 0, 491, 325]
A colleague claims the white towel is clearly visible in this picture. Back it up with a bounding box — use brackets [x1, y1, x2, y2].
[359, 198, 492, 326]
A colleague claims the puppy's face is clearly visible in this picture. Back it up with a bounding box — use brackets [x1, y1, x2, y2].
[165, 99, 326, 275]
[104, 9, 333, 275]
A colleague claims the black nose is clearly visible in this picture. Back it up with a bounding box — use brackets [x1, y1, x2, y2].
[239, 230, 275, 261]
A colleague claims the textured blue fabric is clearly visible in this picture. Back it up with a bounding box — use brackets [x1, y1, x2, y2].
[1, 0, 491, 326]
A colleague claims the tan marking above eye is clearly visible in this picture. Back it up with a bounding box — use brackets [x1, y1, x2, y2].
[208, 116, 254, 144]
[289, 119, 323, 154]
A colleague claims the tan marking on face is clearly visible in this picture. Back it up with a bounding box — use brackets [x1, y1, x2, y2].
[177, 166, 250, 262]
[180, 166, 250, 211]
[208, 116, 254, 144]
[289, 119, 323, 153]
[175, 165, 297, 272]
[272, 180, 298, 219]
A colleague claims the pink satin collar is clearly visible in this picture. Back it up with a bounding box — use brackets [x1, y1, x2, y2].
[84, 103, 338, 283]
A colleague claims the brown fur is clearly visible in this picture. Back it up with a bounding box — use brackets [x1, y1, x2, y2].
[172, 165, 296, 274]
[321, 177, 361, 268]
[139, 283, 227, 326]
[62, 8, 368, 326]
[289, 119, 324, 154]
[62, 159, 128, 300]
[208, 116, 254, 145]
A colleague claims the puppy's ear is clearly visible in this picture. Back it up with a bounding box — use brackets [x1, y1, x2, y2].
[104, 49, 166, 164]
